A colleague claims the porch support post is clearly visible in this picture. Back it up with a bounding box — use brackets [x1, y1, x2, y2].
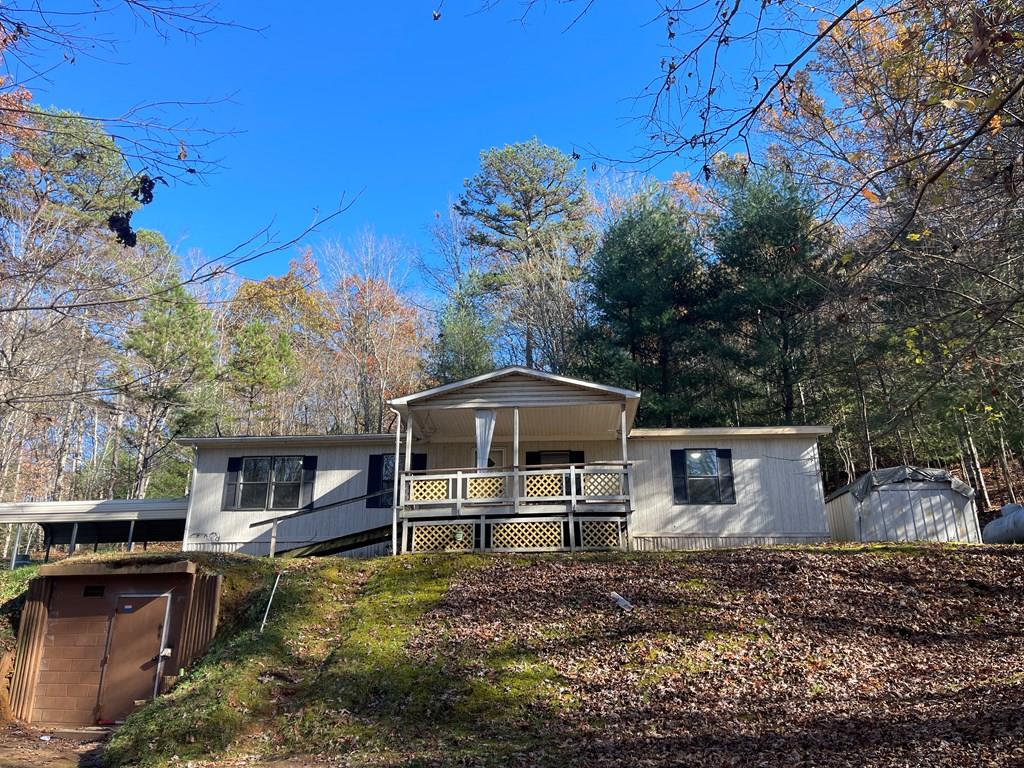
[620, 402, 633, 552]
[402, 414, 414, 554]
[512, 407, 520, 514]
[127, 519, 136, 552]
[391, 411, 402, 556]
[9, 525, 21, 570]
[68, 522, 78, 556]
[568, 466, 576, 552]
[619, 403, 629, 464]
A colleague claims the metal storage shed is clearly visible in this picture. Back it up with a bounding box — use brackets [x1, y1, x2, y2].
[825, 466, 981, 543]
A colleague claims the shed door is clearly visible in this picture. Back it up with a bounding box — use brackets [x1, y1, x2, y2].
[97, 594, 169, 722]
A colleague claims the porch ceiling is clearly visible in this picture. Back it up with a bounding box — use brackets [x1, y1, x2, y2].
[409, 402, 627, 442]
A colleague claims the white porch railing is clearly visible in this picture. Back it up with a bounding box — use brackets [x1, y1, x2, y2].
[398, 462, 633, 513]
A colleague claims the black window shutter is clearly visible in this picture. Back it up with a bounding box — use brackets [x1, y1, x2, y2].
[716, 449, 735, 504]
[670, 450, 688, 505]
[300, 455, 318, 508]
[223, 456, 242, 509]
[366, 454, 385, 508]
[524, 451, 541, 466]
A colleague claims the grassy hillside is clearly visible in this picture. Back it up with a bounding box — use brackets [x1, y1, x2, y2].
[2, 547, 1022, 766]
[0, 564, 39, 655]
[97, 545, 1024, 768]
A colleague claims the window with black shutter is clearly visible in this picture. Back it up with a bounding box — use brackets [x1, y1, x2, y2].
[222, 455, 316, 510]
[367, 452, 425, 508]
[670, 448, 735, 505]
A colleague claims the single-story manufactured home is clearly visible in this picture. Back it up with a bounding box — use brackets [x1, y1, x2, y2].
[176, 368, 831, 554]
[0, 368, 833, 556]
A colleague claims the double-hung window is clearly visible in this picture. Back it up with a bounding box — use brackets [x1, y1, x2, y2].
[223, 455, 316, 510]
[670, 448, 735, 504]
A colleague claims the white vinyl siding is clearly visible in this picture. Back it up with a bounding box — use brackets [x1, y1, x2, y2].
[629, 435, 828, 549]
[185, 440, 392, 556]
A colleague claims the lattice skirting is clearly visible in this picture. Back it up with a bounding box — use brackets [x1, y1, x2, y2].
[411, 523, 475, 552]
[492, 520, 563, 550]
[410, 478, 449, 501]
[579, 520, 621, 549]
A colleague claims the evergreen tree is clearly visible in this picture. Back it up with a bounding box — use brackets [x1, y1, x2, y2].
[226, 320, 296, 433]
[584, 190, 714, 426]
[119, 281, 216, 497]
[427, 286, 496, 384]
[709, 165, 836, 424]
[456, 138, 593, 370]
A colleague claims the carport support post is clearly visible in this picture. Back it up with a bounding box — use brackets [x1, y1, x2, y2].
[127, 519, 135, 552]
[68, 522, 78, 556]
[8, 525, 21, 570]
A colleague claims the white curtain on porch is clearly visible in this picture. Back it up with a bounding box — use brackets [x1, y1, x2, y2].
[475, 409, 496, 469]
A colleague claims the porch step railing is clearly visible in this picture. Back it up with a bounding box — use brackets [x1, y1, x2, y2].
[400, 462, 632, 510]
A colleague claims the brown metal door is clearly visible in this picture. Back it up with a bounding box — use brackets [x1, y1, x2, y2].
[97, 594, 168, 723]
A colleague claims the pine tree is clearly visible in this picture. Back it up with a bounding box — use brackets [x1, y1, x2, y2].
[119, 281, 216, 497]
[427, 287, 496, 384]
[584, 190, 715, 426]
[226, 320, 296, 433]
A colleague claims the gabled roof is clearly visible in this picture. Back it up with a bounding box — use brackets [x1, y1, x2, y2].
[387, 366, 640, 408]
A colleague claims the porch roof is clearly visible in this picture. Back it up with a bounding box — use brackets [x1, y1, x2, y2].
[387, 367, 640, 442]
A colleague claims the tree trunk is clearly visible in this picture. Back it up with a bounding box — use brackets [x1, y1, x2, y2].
[997, 425, 1017, 504]
[960, 412, 991, 511]
[850, 356, 874, 471]
[107, 395, 124, 498]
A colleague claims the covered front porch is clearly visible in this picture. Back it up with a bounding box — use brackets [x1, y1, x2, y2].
[387, 368, 640, 553]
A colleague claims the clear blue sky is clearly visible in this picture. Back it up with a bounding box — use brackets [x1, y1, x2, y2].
[27, 3, 691, 283]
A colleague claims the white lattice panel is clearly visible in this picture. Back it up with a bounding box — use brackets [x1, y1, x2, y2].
[410, 478, 449, 501]
[467, 475, 506, 499]
[525, 472, 563, 498]
[411, 523, 474, 552]
[582, 472, 621, 496]
[491, 520, 562, 549]
[580, 520, 621, 549]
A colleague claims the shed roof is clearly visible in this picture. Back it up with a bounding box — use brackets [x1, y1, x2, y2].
[825, 466, 974, 503]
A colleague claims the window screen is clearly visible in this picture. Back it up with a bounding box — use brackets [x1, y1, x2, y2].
[223, 455, 316, 511]
[670, 448, 735, 505]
